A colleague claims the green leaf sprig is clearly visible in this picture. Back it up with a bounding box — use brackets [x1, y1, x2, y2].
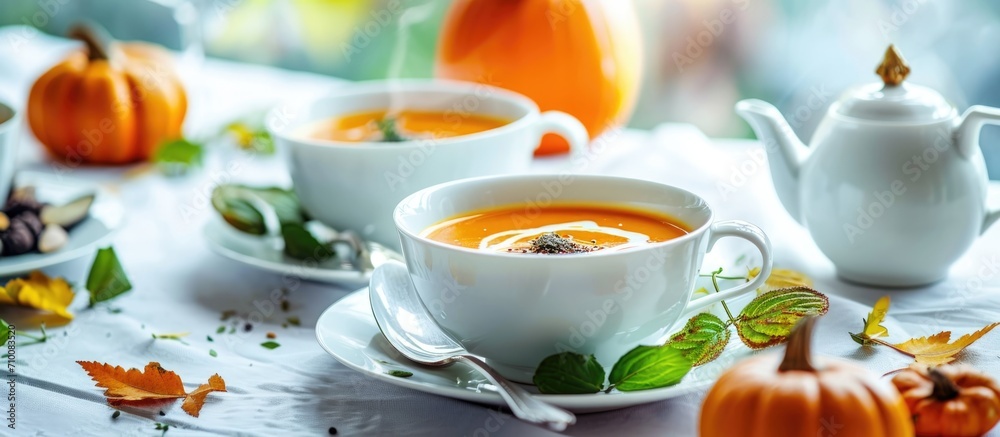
[532, 267, 830, 394]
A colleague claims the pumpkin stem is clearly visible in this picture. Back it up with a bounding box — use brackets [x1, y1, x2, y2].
[68, 23, 110, 62]
[928, 368, 961, 401]
[778, 316, 818, 372]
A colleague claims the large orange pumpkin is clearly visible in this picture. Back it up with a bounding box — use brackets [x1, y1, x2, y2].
[435, 0, 642, 156]
[27, 25, 186, 165]
[700, 317, 914, 437]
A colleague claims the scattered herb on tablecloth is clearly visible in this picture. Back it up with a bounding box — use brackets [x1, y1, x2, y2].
[87, 246, 133, 306]
[261, 341, 280, 350]
[206, 335, 213, 342]
[286, 316, 301, 326]
[154, 138, 204, 176]
[209, 349, 217, 358]
[386, 370, 413, 378]
[111, 410, 120, 419]
[151, 332, 190, 345]
[77, 361, 226, 417]
[850, 296, 1000, 365]
[532, 266, 828, 394]
[216, 325, 225, 334]
[155, 422, 170, 436]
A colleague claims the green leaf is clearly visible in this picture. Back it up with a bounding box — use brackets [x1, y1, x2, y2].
[386, 370, 413, 378]
[532, 352, 606, 394]
[154, 139, 203, 175]
[87, 247, 133, 305]
[209, 349, 217, 357]
[260, 341, 281, 350]
[216, 326, 225, 334]
[0, 319, 9, 343]
[377, 118, 407, 142]
[211, 185, 304, 235]
[667, 313, 731, 366]
[608, 345, 692, 392]
[736, 286, 830, 349]
[281, 223, 334, 260]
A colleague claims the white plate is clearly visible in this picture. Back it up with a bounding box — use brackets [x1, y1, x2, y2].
[315, 281, 758, 413]
[0, 172, 124, 277]
[203, 217, 404, 286]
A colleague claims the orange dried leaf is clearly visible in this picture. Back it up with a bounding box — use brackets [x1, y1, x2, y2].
[892, 322, 1000, 365]
[77, 361, 185, 401]
[181, 374, 227, 417]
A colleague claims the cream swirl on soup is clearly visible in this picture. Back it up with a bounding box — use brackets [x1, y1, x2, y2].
[421, 203, 689, 254]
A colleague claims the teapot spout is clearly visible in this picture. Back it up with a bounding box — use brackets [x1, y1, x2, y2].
[735, 99, 811, 222]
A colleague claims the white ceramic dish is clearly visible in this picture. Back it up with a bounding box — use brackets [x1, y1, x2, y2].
[0, 172, 124, 277]
[203, 217, 404, 286]
[316, 280, 757, 414]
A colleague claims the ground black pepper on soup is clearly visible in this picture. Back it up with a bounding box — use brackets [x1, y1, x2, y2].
[420, 203, 689, 253]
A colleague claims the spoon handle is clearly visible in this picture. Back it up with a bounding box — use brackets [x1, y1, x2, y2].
[455, 354, 576, 431]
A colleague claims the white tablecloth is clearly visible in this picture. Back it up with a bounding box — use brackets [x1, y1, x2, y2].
[3, 27, 1000, 437]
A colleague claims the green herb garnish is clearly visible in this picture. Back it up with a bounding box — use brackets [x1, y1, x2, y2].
[209, 349, 217, 357]
[376, 118, 406, 142]
[532, 352, 605, 394]
[386, 370, 413, 378]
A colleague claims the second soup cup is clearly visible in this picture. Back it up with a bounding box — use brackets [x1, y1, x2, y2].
[269, 80, 589, 248]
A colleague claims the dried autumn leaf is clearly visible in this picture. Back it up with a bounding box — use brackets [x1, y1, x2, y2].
[890, 322, 1000, 365]
[736, 287, 830, 349]
[747, 267, 813, 294]
[850, 296, 890, 345]
[0, 271, 75, 320]
[77, 361, 227, 417]
[77, 361, 186, 401]
[181, 374, 226, 417]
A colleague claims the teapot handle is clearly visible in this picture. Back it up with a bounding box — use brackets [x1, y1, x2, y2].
[957, 106, 1000, 233]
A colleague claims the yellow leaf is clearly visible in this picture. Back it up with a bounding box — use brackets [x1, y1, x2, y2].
[0, 271, 75, 320]
[863, 296, 890, 338]
[893, 322, 1000, 365]
[748, 267, 813, 294]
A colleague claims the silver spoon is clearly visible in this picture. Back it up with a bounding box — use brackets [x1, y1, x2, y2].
[369, 261, 577, 431]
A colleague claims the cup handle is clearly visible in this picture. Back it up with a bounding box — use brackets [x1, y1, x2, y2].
[533, 111, 589, 156]
[683, 221, 773, 314]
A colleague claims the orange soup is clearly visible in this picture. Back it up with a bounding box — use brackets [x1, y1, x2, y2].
[297, 109, 510, 142]
[421, 203, 689, 253]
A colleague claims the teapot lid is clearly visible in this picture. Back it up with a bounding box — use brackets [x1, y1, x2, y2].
[833, 45, 955, 122]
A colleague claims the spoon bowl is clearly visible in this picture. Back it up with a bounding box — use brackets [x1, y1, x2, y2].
[369, 261, 577, 430]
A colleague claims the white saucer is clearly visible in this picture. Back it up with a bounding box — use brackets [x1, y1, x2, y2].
[0, 172, 124, 278]
[315, 284, 757, 413]
[203, 217, 404, 286]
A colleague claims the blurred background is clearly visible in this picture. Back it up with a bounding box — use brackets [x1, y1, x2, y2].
[3, 0, 1000, 165]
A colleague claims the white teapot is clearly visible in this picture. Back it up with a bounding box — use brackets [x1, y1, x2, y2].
[736, 45, 1000, 287]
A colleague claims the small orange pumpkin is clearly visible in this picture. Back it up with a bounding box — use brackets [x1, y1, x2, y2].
[435, 0, 642, 156]
[700, 317, 913, 437]
[892, 364, 1000, 437]
[27, 24, 186, 165]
